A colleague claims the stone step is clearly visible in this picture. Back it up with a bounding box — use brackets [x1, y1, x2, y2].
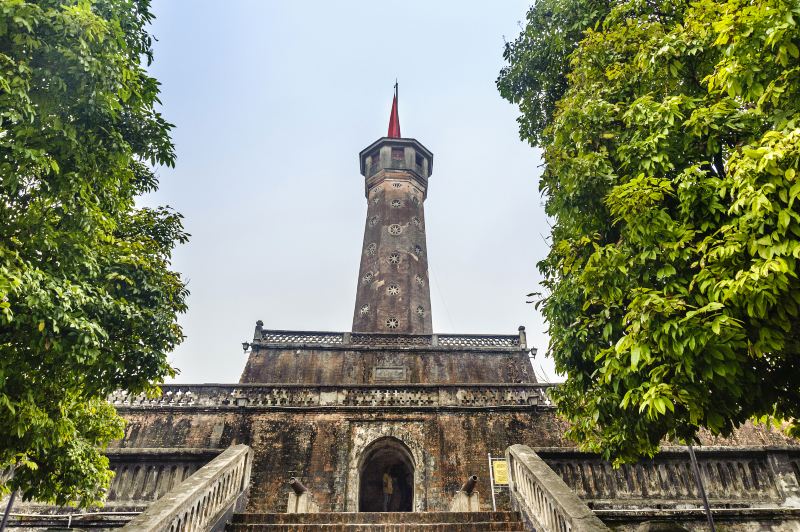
[232, 511, 521, 525]
[227, 524, 524, 532]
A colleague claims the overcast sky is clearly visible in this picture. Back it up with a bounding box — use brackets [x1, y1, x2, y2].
[142, 0, 559, 384]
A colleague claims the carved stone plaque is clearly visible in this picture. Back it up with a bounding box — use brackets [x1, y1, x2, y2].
[374, 366, 407, 382]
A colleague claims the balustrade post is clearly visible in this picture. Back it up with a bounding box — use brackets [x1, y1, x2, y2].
[121, 445, 252, 532]
[449, 476, 480, 512]
[505, 445, 609, 532]
[767, 449, 800, 506]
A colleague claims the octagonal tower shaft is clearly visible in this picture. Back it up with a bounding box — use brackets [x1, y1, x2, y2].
[352, 135, 434, 334]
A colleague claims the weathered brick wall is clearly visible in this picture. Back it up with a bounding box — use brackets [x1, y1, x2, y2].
[115, 408, 565, 513]
[114, 405, 799, 515]
[240, 346, 534, 385]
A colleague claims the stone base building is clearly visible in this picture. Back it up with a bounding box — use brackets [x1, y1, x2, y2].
[115, 328, 549, 515]
[7, 95, 800, 531]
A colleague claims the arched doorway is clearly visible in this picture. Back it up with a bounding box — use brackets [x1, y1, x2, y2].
[358, 437, 414, 512]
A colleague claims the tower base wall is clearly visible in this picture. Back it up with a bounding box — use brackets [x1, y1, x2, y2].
[113, 404, 799, 514]
[115, 408, 566, 513]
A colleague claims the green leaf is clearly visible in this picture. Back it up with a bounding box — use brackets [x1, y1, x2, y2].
[654, 397, 665, 415]
[779, 210, 791, 230]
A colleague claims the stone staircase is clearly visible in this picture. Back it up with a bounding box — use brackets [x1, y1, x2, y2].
[226, 511, 526, 531]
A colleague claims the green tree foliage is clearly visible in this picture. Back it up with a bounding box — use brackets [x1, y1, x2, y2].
[499, 0, 800, 463]
[0, 0, 187, 506]
[498, 0, 611, 146]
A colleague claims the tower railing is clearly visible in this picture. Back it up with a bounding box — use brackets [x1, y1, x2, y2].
[251, 328, 528, 350]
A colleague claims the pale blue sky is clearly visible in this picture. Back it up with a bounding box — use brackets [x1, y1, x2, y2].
[143, 0, 557, 383]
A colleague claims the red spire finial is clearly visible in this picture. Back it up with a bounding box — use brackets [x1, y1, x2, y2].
[387, 81, 401, 138]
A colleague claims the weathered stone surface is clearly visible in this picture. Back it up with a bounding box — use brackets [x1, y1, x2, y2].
[109, 384, 551, 410]
[506, 444, 610, 531]
[121, 444, 252, 531]
[353, 136, 434, 336]
[287, 492, 319, 514]
[3, 448, 221, 531]
[227, 511, 525, 531]
[449, 491, 480, 512]
[109, 400, 800, 521]
[105, 448, 221, 508]
[232, 512, 520, 524]
[539, 445, 800, 508]
[112, 408, 567, 514]
[240, 334, 533, 385]
[5, 514, 132, 530]
[240, 347, 534, 386]
[226, 523, 524, 531]
[598, 508, 800, 531]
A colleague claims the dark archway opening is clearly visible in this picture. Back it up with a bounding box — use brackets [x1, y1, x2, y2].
[358, 438, 414, 512]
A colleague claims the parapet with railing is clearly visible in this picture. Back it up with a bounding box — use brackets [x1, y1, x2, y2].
[249, 323, 530, 352]
[121, 444, 252, 532]
[110, 383, 554, 411]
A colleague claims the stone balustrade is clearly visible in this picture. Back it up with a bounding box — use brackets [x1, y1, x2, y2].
[538, 446, 800, 508]
[109, 383, 554, 410]
[437, 333, 521, 348]
[257, 330, 347, 345]
[121, 444, 252, 532]
[253, 327, 526, 351]
[508, 446, 800, 530]
[506, 444, 610, 532]
[105, 448, 221, 507]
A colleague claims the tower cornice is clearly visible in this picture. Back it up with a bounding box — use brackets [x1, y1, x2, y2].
[359, 137, 434, 176]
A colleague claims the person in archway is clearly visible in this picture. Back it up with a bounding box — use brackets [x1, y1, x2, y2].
[382, 468, 394, 511]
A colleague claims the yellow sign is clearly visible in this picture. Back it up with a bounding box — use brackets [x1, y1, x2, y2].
[492, 460, 509, 485]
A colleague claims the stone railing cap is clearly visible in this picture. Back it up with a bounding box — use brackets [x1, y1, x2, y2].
[121, 444, 251, 531]
[507, 444, 610, 531]
[252, 329, 527, 351]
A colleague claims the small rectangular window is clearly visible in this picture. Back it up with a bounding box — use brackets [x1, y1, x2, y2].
[369, 151, 381, 175]
[415, 153, 424, 166]
[391, 147, 404, 160]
